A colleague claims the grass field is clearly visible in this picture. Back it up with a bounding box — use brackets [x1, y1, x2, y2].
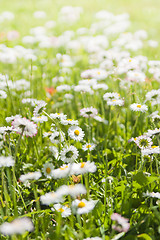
[0, 0, 160, 239]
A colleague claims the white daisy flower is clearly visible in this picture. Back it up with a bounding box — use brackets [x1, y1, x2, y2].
[40, 191, 63, 205]
[103, 92, 120, 101]
[145, 128, 160, 137]
[5, 114, 22, 123]
[60, 118, 79, 125]
[143, 191, 160, 199]
[49, 146, 59, 159]
[107, 99, 124, 106]
[68, 126, 85, 141]
[57, 184, 86, 198]
[32, 115, 48, 123]
[82, 143, 96, 151]
[92, 83, 108, 90]
[19, 171, 42, 182]
[50, 131, 65, 144]
[0, 90, 7, 99]
[71, 161, 97, 175]
[12, 117, 37, 137]
[50, 113, 67, 120]
[0, 217, 34, 236]
[60, 145, 79, 163]
[42, 162, 54, 178]
[51, 204, 71, 217]
[80, 107, 98, 118]
[81, 68, 108, 80]
[56, 84, 71, 92]
[72, 199, 95, 214]
[0, 156, 15, 167]
[33, 101, 47, 117]
[133, 135, 153, 149]
[51, 164, 71, 179]
[141, 146, 160, 156]
[111, 213, 130, 233]
[145, 89, 160, 102]
[130, 103, 148, 112]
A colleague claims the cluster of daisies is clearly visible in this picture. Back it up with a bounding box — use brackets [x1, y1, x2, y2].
[0, 4, 160, 240]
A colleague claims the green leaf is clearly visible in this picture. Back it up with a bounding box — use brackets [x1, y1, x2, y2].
[137, 233, 152, 240]
[133, 171, 148, 186]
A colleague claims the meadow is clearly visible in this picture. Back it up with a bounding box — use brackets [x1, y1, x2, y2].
[0, 0, 160, 239]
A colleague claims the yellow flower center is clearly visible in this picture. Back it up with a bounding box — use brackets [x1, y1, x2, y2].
[81, 162, 86, 168]
[74, 130, 80, 136]
[137, 104, 142, 108]
[60, 166, 68, 170]
[129, 59, 132, 62]
[97, 71, 101, 75]
[58, 208, 64, 213]
[86, 144, 91, 148]
[46, 167, 51, 174]
[134, 138, 137, 140]
[67, 119, 72, 121]
[57, 113, 60, 115]
[112, 99, 116, 102]
[78, 201, 86, 208]
[151, 146, 158, 148]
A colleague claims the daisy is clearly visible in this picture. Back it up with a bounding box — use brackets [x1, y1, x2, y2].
[33, 101, 47, 117]
[52, 164, 71, 179]
[133, 135, 153, 149]
[49, 146, 59, 159]
[103, 92, 120, 101]
[19, 171, 42, 182]
[143, 191, 160, 199]
[68, 126, 85, 141]
[40, 191, 63, 205]
[5, 114, 22, 123]
[0, 90, 7, 99]
[80, 107, 98, 118]
[60, 145, 79, 163]
[50, 113, 67, 120]
[71, 161, 97, 175]
[72, 199, 95, 214]
[81, 68, 108, 80]
[50, 131, 65, 144]
[107, 99, 124, 106]
[42, 162, 54, 178]
[0, 217, 34, 236]
[60, 118, 79, 125]
[32, 115, 48, 123]
[0, 156, 15, 167]
[12, 117, 37, 137]
[145, 128, 160, 137]
[130, 103, 148, 112]
[51, 204, 71, 217]
[82, 143, 96, 151]
[111, 213, 130, 233]
[141, 146, 160, 156]
[57, 184, 86, 198]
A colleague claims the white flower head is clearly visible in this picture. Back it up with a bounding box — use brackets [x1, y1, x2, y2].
[72, 199, 95, 214]
[51, 164, 71, 179]
[80, 107, 98, 118]
[50, 131, 65, 144]
[0, 217, 34, 236]
[12, 117, 37, 137]
[71, 161, 97, 175]
[19, 171, 42, 182]
[130, 103, 148, 112]
[0, 156, 15, 167]
[134, 135, 153, 149]
[60, 145, 79, 163]
[51, 203, 71, 217]
[33, 101, 47, 117]
[42, 162, 54, 178]
[68, 126, 85, 141]
[82, 143, 96, 151]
